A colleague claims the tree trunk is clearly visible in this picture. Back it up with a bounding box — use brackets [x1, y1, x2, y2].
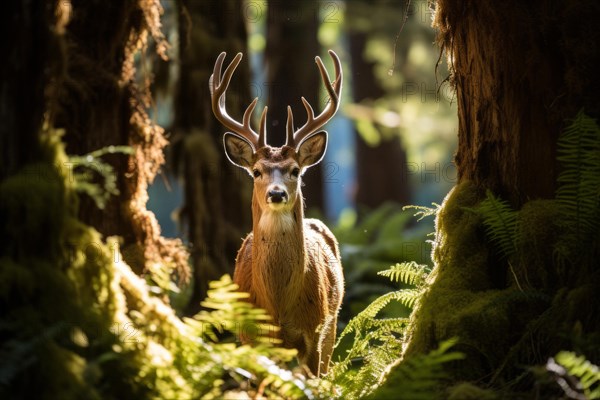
[348, 30, 411, 209]
[0, 1, 58, 178]
[399, 0, 600, 391]
[174, 0, 252, 314]
[440, 1, 599, 207]
[52, 0, 188, 279]
[265, 1, 324, 211]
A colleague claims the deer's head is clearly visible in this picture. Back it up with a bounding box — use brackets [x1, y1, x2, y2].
[210, 50, 342, 213]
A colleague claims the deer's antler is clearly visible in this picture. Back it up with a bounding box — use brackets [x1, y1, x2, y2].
[285, 50, 343, 148]
[209, 52, 267, 150]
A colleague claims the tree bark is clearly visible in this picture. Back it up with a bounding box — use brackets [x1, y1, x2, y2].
[52, 0, 188, 279]
[0, 1, 59, 178]
[397, 0, 600, 391]
[265, 1, 324, 211]
[438, 0, 599, 206]
[174, 0, 252, 314]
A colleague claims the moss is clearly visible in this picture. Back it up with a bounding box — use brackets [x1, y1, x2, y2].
[514, 200, 564, 289]
[447, 382, 498, 400]
[405, 182, 487, 355]
[0, 163, 66, 260]
[404, 181, 554, 381]
[34, 343, 101, 400]
[429, 181, 491, 292]
[0, 131, 157, 399]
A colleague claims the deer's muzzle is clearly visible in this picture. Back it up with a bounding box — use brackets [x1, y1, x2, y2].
[267, 188, 287, 204]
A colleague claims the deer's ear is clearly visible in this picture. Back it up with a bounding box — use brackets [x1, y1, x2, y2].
[297, 131, 327, 170]
[223, 133, 254, 170]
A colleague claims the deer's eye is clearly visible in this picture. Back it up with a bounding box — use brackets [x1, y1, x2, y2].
[253, 169, 261, 178]
[291, 168, 300, 178]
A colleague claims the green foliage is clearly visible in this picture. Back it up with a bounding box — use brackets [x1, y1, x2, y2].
[180, 275, 312, 399]
[0, 130, 151, 400]
[325, 251, 439, 399]
[0, 129, 316, 400]
[333, 203, 433, 321]
[474, 111, 600, 282]
[476, 191, 518, 260]
[555, 111, 600, 264]
[68, 145, 134, 209]
[369, 339, 465, 400]
[476, 111, 600, 266]
[404, 111, 600, 399]
[446, 382, 498, 400]
[378, 261, 430, 286]
[187, 275, 275, 343]
[549, 351, 600, 399]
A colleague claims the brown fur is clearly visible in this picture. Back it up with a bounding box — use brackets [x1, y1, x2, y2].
[232, 145, 344, 376]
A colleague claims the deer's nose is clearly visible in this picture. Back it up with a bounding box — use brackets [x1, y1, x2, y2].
[267, 189, 287, 203]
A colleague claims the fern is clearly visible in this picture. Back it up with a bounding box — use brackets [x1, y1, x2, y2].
[337, 291, 413, 346]
[547, 351, 600, 399]
[328, 287, 412, 399]
[342, 338, 405, 399]
[188, 275, 278, 344]
[328, 261, 432, 399]
[477, 190, 519, 259]
[181, 275, 317, 398]
[378, 261, 429, 286]
[370, 338, 465, 400]
[555, 111, 600, 261]
[117, 267, 311, 399]
[68, 145, 134, 209]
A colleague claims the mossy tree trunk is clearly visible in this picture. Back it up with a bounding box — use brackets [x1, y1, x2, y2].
[396, 0, 600, 393]
[51, 0, 188, 280]
[265, 1, 324, 211]
[174, 0, 252, 314]
[437, 1, 599, 207]
[0, 2, 182, 398]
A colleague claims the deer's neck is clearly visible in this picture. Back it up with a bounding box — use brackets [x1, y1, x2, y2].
[251, 192, 306, 317]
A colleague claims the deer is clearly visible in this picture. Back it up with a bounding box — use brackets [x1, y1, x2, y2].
[209, 50, 345, 376]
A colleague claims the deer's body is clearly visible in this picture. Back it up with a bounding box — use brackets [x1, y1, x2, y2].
[210, 50, 344, 375]
[234, 157, 344, 373]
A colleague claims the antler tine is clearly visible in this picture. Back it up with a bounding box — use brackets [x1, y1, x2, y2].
[210, 52, 265, 150]
[290, 50, 343, 147]
[259, 106, 268, 148]
[242, 97, 259, 129]
[285, 106, 294, 146]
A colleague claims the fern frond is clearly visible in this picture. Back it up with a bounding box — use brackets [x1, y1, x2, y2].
[370, 338, 465, 399]
[555, 110, 600, 260]
[363, 318, 410, 332]
[342, 338, 405, 399]
[477, 190, 518, 259]
[403, 203, 441, 221]
[549, 351, 600, 399]
[337, 290, 417, 345]
[378, 262, 429, 286]
[187, 275, 278, 344]
[69, 146, 133, 209]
